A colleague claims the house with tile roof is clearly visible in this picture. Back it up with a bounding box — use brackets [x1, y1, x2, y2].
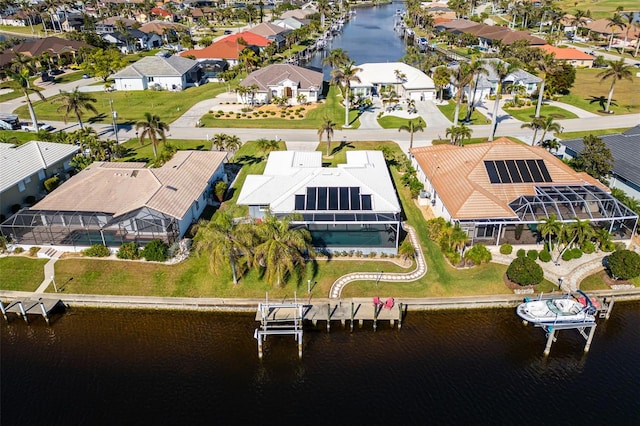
[102, 29, 163, 53]
[409, 139, 638, 245]
[238, 64, 324, 105]
[536, 45, 595, 68]
[6, 37, 90, 67]
[351, 62, 436, 101]
[219, 32, 272, 49]
[0, 141, 79, 220]
[246, 22, 291, 48]
[112, 54, 203, 91]
[1, 151, 228, 251]
[237, 150, 402, 254]
[560, 126, 640, 201]
[180, 39, 257, 66]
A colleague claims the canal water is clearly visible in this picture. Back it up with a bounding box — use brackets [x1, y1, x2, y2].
[2, 303, 639, 425]
[307, 1, 409, 78]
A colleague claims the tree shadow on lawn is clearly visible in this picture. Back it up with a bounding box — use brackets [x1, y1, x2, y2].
[234, 154, 263, 165]
[588, 95, 617, 112]
[330, 140, 355, 156]
[87, 113, 107, 124]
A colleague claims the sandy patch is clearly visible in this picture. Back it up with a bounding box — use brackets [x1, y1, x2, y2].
[209, 103, 320, 120]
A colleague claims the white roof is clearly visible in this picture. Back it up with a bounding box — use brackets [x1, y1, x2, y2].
[237, 151, 401, 214]
[352, 62, 435, 90]
[0, 141, 79, 193]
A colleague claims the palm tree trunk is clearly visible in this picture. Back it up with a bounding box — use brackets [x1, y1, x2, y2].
[326, 135, 330, 156]
[25, 92, 39, 132]
[489, 84, 501, 141]
[532, 128, 538, 146]
[535, 78, 545, 118]
[409, 132, 414, 149]
[466, 75, 480, 121]
[605, 80, 615, 112]
[151, 137, 158, 158]
[635, 38, 640, 57]
[453, 88, 462, 125]
[230, 258, 238, 285]
[344, 89, 350, 127]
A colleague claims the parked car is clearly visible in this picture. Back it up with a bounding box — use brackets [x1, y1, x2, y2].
[49, 68, 64, 75]
[69, 64, 82, 70]
[21, 122, 54, 132]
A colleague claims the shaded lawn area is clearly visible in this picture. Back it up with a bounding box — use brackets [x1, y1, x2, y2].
[377, 115, 426, 129]
[556, 127, 630, 140]
[52, 71, 87, 85]
[0, 130, 40, 144]
[200, 86, 361, 129]
[119, 138, 211, 163]
[0, 257, 47, 291]
[13, 80, 232, 124]
[436, 100, 485, 124]
[580, 270, 640, 291]
[504, 105, 578, 121]
[0, 76, 39, 103]
[559, 68, 640, 115]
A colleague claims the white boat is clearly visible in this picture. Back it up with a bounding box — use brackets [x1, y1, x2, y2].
[516, 296, 596, 326]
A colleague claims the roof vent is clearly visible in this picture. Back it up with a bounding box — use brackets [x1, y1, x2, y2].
[131, 170, 138, 178]
[166, 185, 178, 191]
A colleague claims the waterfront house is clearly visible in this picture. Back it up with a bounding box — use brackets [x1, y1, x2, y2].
[351, 62, 437, 101]
[1, 151, 228, 251]
[102, 29, 163, 53]
[409, 139, 638, 245]
[112, 54, 203, 91]
[237, 151, 402, 254]
[238, 64, 323, 105]
[246, 22, 291, 48]
[559, 126, 640, 201]
[0, 141, 79, 221]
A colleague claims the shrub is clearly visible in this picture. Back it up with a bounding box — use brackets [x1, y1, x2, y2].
[539, 250, 552, 262]
[527, 249, 538, 260]
[11, 203, 22, 213]
[28, 246, 40, 257]
[506, 257, 544, 286]
[141, 239, 169, 262]
[464, 244, 492, 265]
[516, 248, 526, 258]
[445, 250, 461, 266]
[215, 181, 228, 202]
[83, 244, 110, 257]
[13, 246, 24, 254]
[499, 243, 513, 255]
[607, 250, 640, 280]
[600, 241, 616, 252]
[116, 242, 139, 260]
[581, 240, 596, 254]
[25, 195, 36, 205]
[367, 251, 377, 258]
[44, 176, 61, 193]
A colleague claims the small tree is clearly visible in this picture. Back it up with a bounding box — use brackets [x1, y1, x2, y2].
[44, 176, 61, 193]
[141, 239, 169, 262]
[506, 257, 544, 286]
[569, 135, 614, 183]
[464, 244, 492, 265]
[398, 239, 415, 261]
[116, 242, 139, 260]
[214, 181, 228, 202]
[607, 250, 640, 280]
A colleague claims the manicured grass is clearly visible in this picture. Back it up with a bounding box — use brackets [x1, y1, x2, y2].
[437, 100, 485, 124]
[0, 24, 44, 35]
[556, 127, 631, 140]
[553, 0, 638, 19]
[580, 270, 640, 291]
[0, 76, 39, 103]
[119, 138, 211, 164]
[0, 130, 39, 144]
[13, 80, 232, 124]
[377, 115, 426, 129]
[559, 68, 640, 115]
[0, 257, 47, 291]
[52, 71, 87, 84]
[504, 105, 578, 122]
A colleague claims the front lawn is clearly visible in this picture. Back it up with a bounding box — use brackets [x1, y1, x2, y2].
[0, 130, 39, 144]
[377, 115, 426, 129]
[559, 68, 640, 115]
[556, 127, 631, 140]
[119, 138, 211, 164]
[580, 270, 640, 291]
[437, 100, 485, 124]
[0, 257, 47, 291]
[504, 105, 578, 121]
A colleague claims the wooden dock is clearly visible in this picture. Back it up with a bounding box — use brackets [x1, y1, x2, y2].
[0, 298, 63, 325]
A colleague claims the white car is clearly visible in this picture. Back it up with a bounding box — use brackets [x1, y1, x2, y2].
[22, 122, 54, 132]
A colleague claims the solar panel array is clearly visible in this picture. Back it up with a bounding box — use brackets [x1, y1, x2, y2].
[484, 159, 552, 184]
[294, 187, 373, 211]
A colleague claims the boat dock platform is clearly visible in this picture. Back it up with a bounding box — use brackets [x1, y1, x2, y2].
[0, 298, 64, 325]
[254, 296, 404, 359]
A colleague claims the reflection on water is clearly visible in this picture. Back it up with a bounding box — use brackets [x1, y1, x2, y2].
[2, 304, 639, 425]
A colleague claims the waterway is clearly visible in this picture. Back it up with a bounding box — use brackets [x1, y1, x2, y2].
[307, 1, 409, 78]
[2, 303, 639, 425]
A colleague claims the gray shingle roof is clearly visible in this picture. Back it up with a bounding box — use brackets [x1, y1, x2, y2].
[112, 55, 198, 78]
[562, 128, 640, 186]
[240, 64, 323, 91]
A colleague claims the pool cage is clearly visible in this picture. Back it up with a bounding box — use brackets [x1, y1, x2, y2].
[0, 207, 180, 250]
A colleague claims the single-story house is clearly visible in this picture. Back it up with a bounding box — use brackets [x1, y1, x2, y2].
[112, 54, 203, 91]
[246, 22, 291, 48]
[237, 150, 402, 254]
[238, 64, 323, 105]
[409, 139, 638, 245]
[219, 32, 272, 50]
[351, 62, 437, 101]
[280, 9, 316, 20]
[102, 29, 163, 53]
[180, 39, 260, 66]
[6, 37, 90, 68]
[435, 19, 546, 49]
[1, 151, 228, 251]
[559, 126, 640, 201]
[96, 17, 137, 34]
[536, 44, 595, 68]
[0, 141, 79, 220]
[272, 17, 308, 30]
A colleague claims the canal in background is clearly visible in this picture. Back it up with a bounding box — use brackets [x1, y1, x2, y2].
[307, 1, 409, 79]
[2, 303, 639, 425]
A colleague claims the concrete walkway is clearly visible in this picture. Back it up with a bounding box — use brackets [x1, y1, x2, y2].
[547, 100, 599, 119]
[33, 250, 62, 294]
[329, 223, 426, 298]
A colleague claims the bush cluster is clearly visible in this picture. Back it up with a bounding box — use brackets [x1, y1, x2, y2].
[83, 244, 110, 257]
[141, 239, 169, 262]
[538, 250, 552, 263]
[561, 248, 583, 261]
[499, 243, 513, 255]
[506, 257, 544, 286]
[516, 248, 526, 258]
[607, 250, 640, 280]
[464, 244, 492, 265]
[526, 249, 538, 261]
[28, 246, 40, 257]
[581, 241, 596, 254]
[116, 242, 139, 260]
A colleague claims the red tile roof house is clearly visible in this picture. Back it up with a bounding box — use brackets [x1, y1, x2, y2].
[180, 32, 271, 66]
[536, 45, 595, 68]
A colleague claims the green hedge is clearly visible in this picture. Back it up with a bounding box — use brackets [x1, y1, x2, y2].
[506, 257, 544, 286]
[607, 250, 640, 280]
[499, 243, 513, 255]
[83, 244, 110, 257]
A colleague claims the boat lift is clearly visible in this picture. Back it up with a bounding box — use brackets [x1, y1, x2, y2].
[254, 293, 304, 360]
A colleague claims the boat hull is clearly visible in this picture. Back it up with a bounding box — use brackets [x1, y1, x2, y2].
[517, 298, 596, 325]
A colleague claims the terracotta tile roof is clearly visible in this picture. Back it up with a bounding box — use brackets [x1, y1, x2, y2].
[180, 39, 245, 60]
[537, 45, 594, 60]
[586, 18, 625, 36]
[247, 22, 290, 37]
[220, 31, 272, 47]
[12, 36, 89, 58]
[410, 139, 606, 220]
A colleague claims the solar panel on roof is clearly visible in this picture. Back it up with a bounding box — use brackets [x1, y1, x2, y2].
[536, 159, 552, 182]
[516, 160, 533, 182]
[350, 187, 361, 210]
[317, 187, 327, 210]
[495, 160, 511, 183]
[295, 195, 305, 210]
[526, 159, 543, 182]
[328, 187, 338, 210]
[339, 187, 349, 209]
[306, 187, 317, 210]
[505, 160, 523, 183]
[484, 161, 500, 183]
[361, 195, 372, 210]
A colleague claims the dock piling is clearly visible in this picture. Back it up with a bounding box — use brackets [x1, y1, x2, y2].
[584, 324, 597, 352]
[350, 302, 354, 332]
[398, 303, 403, 330]
[543, 327, 556, 356]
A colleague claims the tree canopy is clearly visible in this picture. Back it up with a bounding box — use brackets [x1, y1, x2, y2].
[569, 135, 614, 183]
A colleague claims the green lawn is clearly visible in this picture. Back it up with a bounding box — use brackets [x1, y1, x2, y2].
[200, 86, 360, 130]
[119, 138, 211, 164]
[553, 0, 638, 19]
[580, 270, 640, 291]
[504, 105, 578, 122]
[559, 68, 640, 115]
[0, 24, 44, 35]
[437, 100, 485, 125]
[0, 130, 39, 144]
[13, 80, 232, 125]
[0, 76, 39, 103]
[0, 257, 47, 291]
[377, 116, 426, 129]
[52, 71, 87, 85]
[556, 127, 631, 140]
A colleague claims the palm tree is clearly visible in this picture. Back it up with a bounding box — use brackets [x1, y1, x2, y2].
[7, 68, 45, 132]
[317, 0, 331, 28]
[52, 88, 98, 130]
[253, 214, 314, 287]
[196, 211, 255, 285]
[605, 13, 626, 51]
[452, 62, 473, 126]
[398, 118, 425, 150]
[432, 66, 451, 101]
[538, 116, 562, 145]
[446, 123, 472, 146]
[597, 59, 634, 113]
[464, 58, 489, 122]
[538, 213, 561, 251]
[239, 48, 259, 73]
[394, 69, 407, 94]
[540, 138, 561, 153]
[224, 135, 242, 156]
[323, 48, 349, 69]
[135, 112, 169, 159]
[520, 117, 545, 146]
[331, 61, 362, 127]
[318, 115, 336, 156]
[256, 138, 279, 158]
[563, 217, 594, 250]
[488, 60, 518, 141]
[534, 53, 557, 118]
